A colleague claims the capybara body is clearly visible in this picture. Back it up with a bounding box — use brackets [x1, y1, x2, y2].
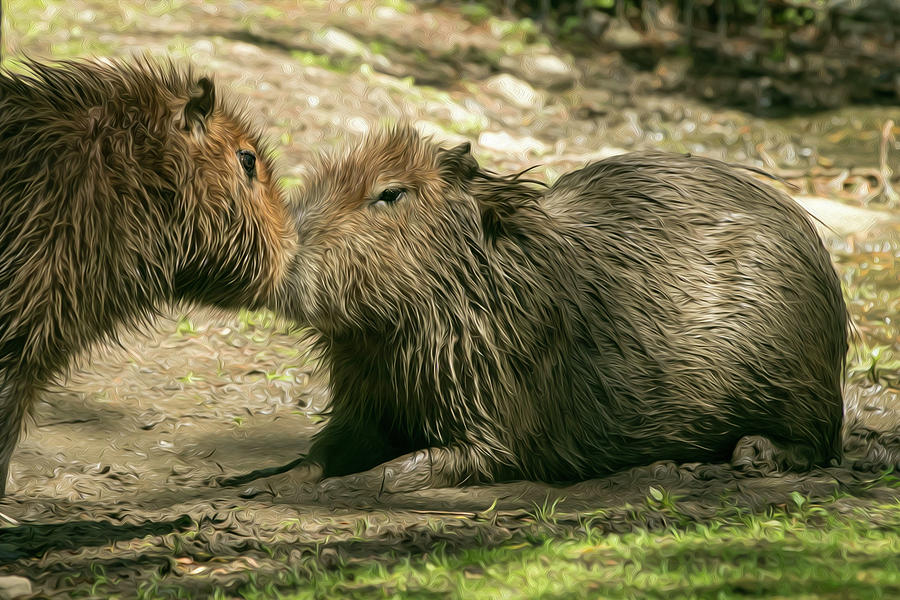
[0, 57, 294, 496]
[278, 125, 847, 491]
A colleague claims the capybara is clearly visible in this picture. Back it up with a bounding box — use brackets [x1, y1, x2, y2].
[251, 124, 848, 493]
[0, 57, 295, 496]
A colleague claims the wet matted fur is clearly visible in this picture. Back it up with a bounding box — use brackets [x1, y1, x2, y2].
[0, 56, 296, 496]
[254, 124, 847, 493]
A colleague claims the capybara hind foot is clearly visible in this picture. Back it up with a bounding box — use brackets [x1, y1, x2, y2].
[731, 435, 833, 476]
[731, 436, 781, 476]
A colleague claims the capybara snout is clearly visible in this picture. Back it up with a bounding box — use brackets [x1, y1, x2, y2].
[273, 124, 847, 493]
[0, 57, 295, 496]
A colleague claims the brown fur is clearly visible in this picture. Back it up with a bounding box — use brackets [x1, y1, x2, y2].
[266, 124, 848, 493]
[0, 56, 295, 496]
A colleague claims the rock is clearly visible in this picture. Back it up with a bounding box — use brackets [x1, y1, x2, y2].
[484, 74, 543, 109]
[655, 56, 691, 90]
[794, 196, 898, 239]
[0, 577, 31, 600]
[413, 121, 472, 147]
[312, 27, 369, 59]
[499, 53, 578, 91]
[373, 6, 403, 21]
[586, 11, 611, 36]
[604, 20, 644, 48]
[477, 130, 548, 157]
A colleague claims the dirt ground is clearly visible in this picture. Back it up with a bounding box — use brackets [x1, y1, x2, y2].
[1, 0, 899, 597]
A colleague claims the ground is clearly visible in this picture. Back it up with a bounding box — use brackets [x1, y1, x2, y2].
[1, 0, 899, 598]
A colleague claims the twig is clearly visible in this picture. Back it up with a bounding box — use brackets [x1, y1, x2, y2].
[0, 510, 20, 526]
[879, 119, 898, 206]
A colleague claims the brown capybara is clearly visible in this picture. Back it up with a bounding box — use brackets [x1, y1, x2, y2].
[0, 57, 296, 497]
[242, 124, 847, 494]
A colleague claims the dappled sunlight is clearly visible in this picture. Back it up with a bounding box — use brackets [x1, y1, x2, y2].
[0, 0, 897, 597]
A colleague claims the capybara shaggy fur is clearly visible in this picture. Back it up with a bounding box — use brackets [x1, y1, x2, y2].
[0, 57, 295, 496]
[268, 125, 847, 492]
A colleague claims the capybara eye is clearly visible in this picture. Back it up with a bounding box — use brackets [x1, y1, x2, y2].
[237, 149, 256, 178]
[374, 187, 405, 207]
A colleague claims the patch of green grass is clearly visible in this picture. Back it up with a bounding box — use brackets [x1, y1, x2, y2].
[290, 50, 356, 74]
[177, 371, 203, 384]
[242, 502, 900, 599]
[446, 114, 488, 137]
[175, 316, 198, 336]
[264, 370, 292, 382]
[259, 6, 284, 20]
[238, 309, 276, 330]
[460, 3, 492, 24]
[144, 0, 188, 18]
[3, 0, 113, 58]
[489, 16, 541, 41]
[379, 0, 415, 14]
[49, 38, 116, 58]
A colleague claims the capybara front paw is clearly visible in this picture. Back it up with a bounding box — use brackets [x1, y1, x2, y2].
[313, 470, 386, 503]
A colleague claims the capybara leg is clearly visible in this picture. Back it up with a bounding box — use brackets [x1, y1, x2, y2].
[0, 380, 32, 498]
[316, 444, 506, 496]
[306, 419, 406, 478]
[731, 434, 831, 476]
[217, 419, 396, 489]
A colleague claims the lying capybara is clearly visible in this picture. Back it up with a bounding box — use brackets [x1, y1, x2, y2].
[253, 124, 848, 493]
[0, 57, 295, 496]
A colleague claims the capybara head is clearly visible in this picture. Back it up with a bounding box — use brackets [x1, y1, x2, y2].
[2, 57, 293, 313]
[287, 124, 534, 333]
[152, 64, 294, 309]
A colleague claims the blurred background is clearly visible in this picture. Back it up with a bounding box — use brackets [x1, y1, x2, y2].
[1, 1, 898, 598]
[3, 0, 898, 198]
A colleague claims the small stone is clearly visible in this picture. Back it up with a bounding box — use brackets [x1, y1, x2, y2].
[499, 53, 578, 91]
[373, 6, 402, 21]
[138, 408, 166, 430]
[484, 74, 543, 109]
[0, 576, 32, 600]
[794, 196, 897, 239]
[655, 56, 690, 89]
[313, 27, 368, 59]
[586, 11, 611, 35]
[477, 131, 548, 157]
[604, 20, 643, 48]
[191, 39, 215, 55]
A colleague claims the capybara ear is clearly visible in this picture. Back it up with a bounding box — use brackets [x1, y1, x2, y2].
[183, 77, 215, 132]
[438, 141, 479, 184]
[479, 194, 513, 239]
